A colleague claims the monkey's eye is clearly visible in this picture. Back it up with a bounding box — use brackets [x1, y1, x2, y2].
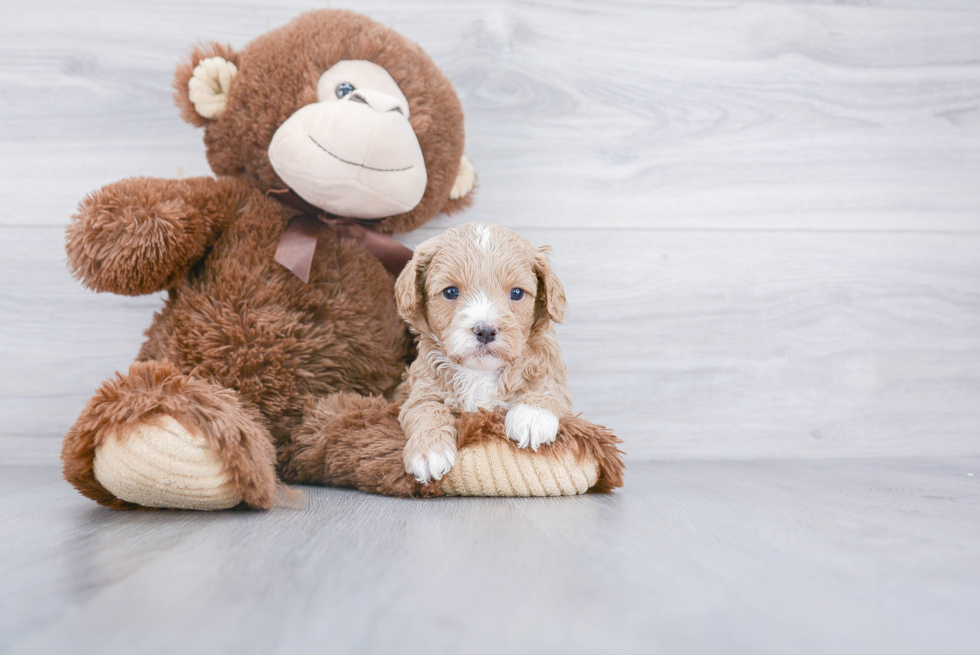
[442, 287, 459, 300]
[335, 82, 356, 99]
[510, 288, 525, 301]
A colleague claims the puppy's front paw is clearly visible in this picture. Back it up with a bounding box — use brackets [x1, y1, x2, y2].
[404, 432, 457, 483]
[505, 405, 559, 451]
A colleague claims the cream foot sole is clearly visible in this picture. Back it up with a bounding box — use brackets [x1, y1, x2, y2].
[93, 415, 243, 510]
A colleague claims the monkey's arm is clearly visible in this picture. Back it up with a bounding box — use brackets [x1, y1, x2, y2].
[66, 176, 247, 296]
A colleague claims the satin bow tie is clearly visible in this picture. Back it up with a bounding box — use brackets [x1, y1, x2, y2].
[267, 188, 414, 283]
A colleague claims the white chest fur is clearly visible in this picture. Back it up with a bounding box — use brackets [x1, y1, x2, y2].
[418, 355, 513, 412]
[448, 366, 505, 412]
[424, 342, 512, 413]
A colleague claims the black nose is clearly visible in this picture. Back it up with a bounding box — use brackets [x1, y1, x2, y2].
[473, 324, 497, 345]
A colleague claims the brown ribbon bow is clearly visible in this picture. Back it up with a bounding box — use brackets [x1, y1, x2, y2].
[268, 188, 414, 283]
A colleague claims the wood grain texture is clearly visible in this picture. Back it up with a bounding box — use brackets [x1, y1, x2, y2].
[4, 1, 980, 230]
[2, 0, 980, 462]
[2, 460, 979, 653]
[4, 225, 979, 463]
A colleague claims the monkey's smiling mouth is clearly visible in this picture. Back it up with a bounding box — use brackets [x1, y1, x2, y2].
[308, 136, 415, 173]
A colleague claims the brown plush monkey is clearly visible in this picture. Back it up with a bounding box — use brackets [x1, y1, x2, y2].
[61, 10, 623, 510]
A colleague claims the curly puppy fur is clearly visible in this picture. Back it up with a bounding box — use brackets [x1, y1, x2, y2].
[62, 10, 472, 508]
[394, 223, 575, 483]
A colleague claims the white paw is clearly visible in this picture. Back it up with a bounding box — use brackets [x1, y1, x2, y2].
[406, 440, 457, 483]
[505, 405, 559, 451]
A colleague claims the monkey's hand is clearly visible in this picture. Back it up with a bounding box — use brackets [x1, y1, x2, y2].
[66, 176, 244, 296]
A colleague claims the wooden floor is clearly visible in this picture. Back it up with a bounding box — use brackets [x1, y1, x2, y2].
[3, 460, 979, 654]
[2, 0, 980, 652]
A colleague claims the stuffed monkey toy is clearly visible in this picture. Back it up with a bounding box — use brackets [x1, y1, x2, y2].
[62, 10, 623, 510]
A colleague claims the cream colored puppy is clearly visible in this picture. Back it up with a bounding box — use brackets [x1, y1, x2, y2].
[394, 222, 572, 483]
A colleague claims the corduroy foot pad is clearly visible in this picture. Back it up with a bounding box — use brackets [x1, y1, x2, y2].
[93, 415, 244, 510]
[440, 409, 624, 497]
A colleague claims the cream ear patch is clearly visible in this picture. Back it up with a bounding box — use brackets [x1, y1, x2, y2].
[449, 155, 476, 200]
[188, 56, 238, 119]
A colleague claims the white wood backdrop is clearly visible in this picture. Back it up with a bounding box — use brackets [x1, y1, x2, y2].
[2, 0, 979, 464]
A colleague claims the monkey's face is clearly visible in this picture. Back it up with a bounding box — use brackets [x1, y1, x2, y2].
[175, 10, 475, 233]
[268, 60, 428, 219]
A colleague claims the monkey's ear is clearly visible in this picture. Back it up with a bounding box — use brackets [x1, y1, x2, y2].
[173, 43, 240, 127]
[449, 156, 476, 200]
[442, 156, 476, 214]
[532, 246, 568, 326]
[394, 237, 440, 333]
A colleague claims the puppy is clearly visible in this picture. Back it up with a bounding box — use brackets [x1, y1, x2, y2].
[394, 222, 572, 483]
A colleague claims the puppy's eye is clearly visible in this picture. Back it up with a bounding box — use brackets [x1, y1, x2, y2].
[335, 82, 356, 98]
[510, 288, 525, 301]
[442, 287, 459, 300]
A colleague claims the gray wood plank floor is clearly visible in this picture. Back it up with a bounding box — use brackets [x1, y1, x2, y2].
[2, 460, 979, 654]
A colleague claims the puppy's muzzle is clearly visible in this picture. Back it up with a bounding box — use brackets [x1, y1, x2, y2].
[473, 323, 498, 345]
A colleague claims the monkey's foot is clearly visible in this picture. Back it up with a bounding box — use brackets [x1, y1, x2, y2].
[63, 360, 278, 510]
[93, 415, 243, 510]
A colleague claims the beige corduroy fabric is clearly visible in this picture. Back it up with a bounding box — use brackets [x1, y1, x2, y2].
[441, 438, 599, 497]
[92, 415, 243, 510]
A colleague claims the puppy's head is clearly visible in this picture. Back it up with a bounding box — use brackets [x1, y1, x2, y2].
[395, 223, 567, 370]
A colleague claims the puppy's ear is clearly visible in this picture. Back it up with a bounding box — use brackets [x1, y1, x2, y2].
[395, 239, 439, 332]
[173, 42, 240, 127]
[532, 246, 568, 325]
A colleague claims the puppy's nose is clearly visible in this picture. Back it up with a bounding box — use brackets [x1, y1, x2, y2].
[473, 324, 497, 345]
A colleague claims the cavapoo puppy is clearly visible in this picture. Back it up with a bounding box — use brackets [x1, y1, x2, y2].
[394, 222, 572, 483]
